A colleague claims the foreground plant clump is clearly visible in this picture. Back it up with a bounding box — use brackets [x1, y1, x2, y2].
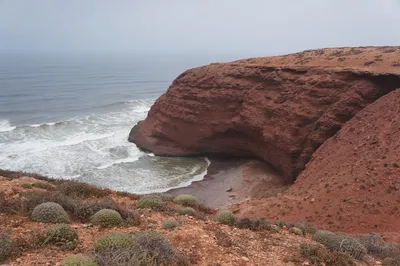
[31, 202, 70, 223]
[90, 209, 123, 228]
[1, 169, 400, 265]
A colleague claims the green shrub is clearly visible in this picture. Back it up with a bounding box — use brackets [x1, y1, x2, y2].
[58, 180, 110, 198]
[20, 183, 32, 189]
[73, 198, 116, 222]
[44, 224, 78, 250]
[0, 233, 12, 262]
[215, 210, 235, 225]
[234, 217, 271, 231]
[163, 219, 179, 229]
[94, 232, 180, 266]
[31, 202, 70, 223]
[358, 233, 396, 258]
[313, 231, 367, 259]
[293, 222, 317, 235]
[173, 194, 198, 207]
[20, 190, 77, 216]
[93, 232, 132, 253]
[130, 231, 176, 263]
[289, 227, 303, 236]
[60, 254, 98, 266]
[91, 209, 123, 228]
[137, 196, 165, 210]
[115, 191, 138, 200]
[300, 243, 355, 266]
[178, 207, 197, 216]
[275, 220, 287, 228]
[383, 258, 400, 266]
[32, 181, 54, 190]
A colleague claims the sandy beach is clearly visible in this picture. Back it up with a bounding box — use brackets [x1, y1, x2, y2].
[168, 158, 287, 209]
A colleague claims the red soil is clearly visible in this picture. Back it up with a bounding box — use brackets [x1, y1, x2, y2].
[236, 89, 400, 241]
[130, 47, 400, 183]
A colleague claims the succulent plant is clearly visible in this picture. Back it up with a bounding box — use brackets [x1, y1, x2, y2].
[137, 196, 165, 210]
[289, 227, 303, 236]
[162, 219, 179, 229]
[215, 210, 236, 225]
[44, 224, 78, 250]
[0, 233, 12, 262]
[60, 254, 98, 266]
[178, 207, 197, 216]
[173, 194, 198, 207]
[93, 232, 132, 253]
[31, 202, 70, 223]
[313, 230, 367, 259]
[90, 209, 123, 228]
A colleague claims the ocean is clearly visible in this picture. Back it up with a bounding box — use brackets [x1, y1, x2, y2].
[0, 52, 242, 193]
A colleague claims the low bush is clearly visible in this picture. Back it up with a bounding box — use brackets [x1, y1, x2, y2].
[32, 181, 54, 190]
[93, 232, 132, 253]
[60, 254, 98, 266]
[275, 220, 287, 228]
[383, 258, 400, 266]
[31, 202, 70, 223]
[20, 183, 33, 189]
[215, 210, 235, 225]
[73, 198, 116, 222]
[358, 233, 398, 258]
[173, 194, 198, 207]
[0, 233, 12, 262]
[137, 196, 165, 210]
[57, 180, 110, 198]
[20, 190, 77, 216]
[44, 224, 78, 250]
[178, 207, 197, 217]
[300, 243, 355, 266]
[162, 219, 179, 229]
[289, 227, 303, 236]
[293, 222, 317, 235]
[313, 231, 367, 259]
[234, 217, 271, 231]
[91, 209, 123, 228]
[94, 231, 179, 266]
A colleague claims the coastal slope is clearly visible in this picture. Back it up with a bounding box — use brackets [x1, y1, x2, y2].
[236, 88, 400, 239]
[129, 47, 400, 183]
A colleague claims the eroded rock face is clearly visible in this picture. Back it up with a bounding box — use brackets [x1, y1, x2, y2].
[129, 47, 400, 182]
[237, 88, 400, 238]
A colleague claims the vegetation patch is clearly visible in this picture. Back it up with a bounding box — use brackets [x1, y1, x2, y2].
[137, 196, 166, 211]
[0, 233, 12, 262]
[31, 202, 70, 224]
[173, 194, 198, 207]
[44, 224, 78, 250]
[313, 230, 367, 259]
[60, 254, 98, 266]
[215, 210, 235, 225]
[234, 217, 271, 231]
[300, 243, 355, 266]
[90, 209, 123, 228]
[162, 219, 179, 229]
[58, 180, 110, 198]
[93, 232, 132, 253]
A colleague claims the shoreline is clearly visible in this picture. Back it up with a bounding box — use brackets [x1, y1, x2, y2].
[167, 158, 286, 210]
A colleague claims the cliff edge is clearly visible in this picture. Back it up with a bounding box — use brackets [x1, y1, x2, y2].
[129, 47, 400, 182]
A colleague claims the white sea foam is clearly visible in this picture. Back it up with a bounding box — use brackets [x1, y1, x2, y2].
[0, 99, 209, 193]
[0, 119, 16, 132]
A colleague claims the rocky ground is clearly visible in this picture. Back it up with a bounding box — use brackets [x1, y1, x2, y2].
[129, 46, 400, 238]
[0, 172, 397, 265]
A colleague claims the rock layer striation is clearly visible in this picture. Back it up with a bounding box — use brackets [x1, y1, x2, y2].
[129, 47, 400, 183]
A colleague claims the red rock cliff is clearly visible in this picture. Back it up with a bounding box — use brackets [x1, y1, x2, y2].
[129, 47, 400, 182]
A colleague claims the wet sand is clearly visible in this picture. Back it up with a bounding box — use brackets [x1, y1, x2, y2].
[168, 158, 286, 209]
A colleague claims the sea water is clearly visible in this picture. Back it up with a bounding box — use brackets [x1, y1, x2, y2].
[0, 52, 239, 193]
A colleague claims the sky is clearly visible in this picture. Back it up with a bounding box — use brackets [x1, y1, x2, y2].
[1, 0, 400, 55]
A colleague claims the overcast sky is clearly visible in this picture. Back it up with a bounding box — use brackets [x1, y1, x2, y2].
[1, 0, 400, 55]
